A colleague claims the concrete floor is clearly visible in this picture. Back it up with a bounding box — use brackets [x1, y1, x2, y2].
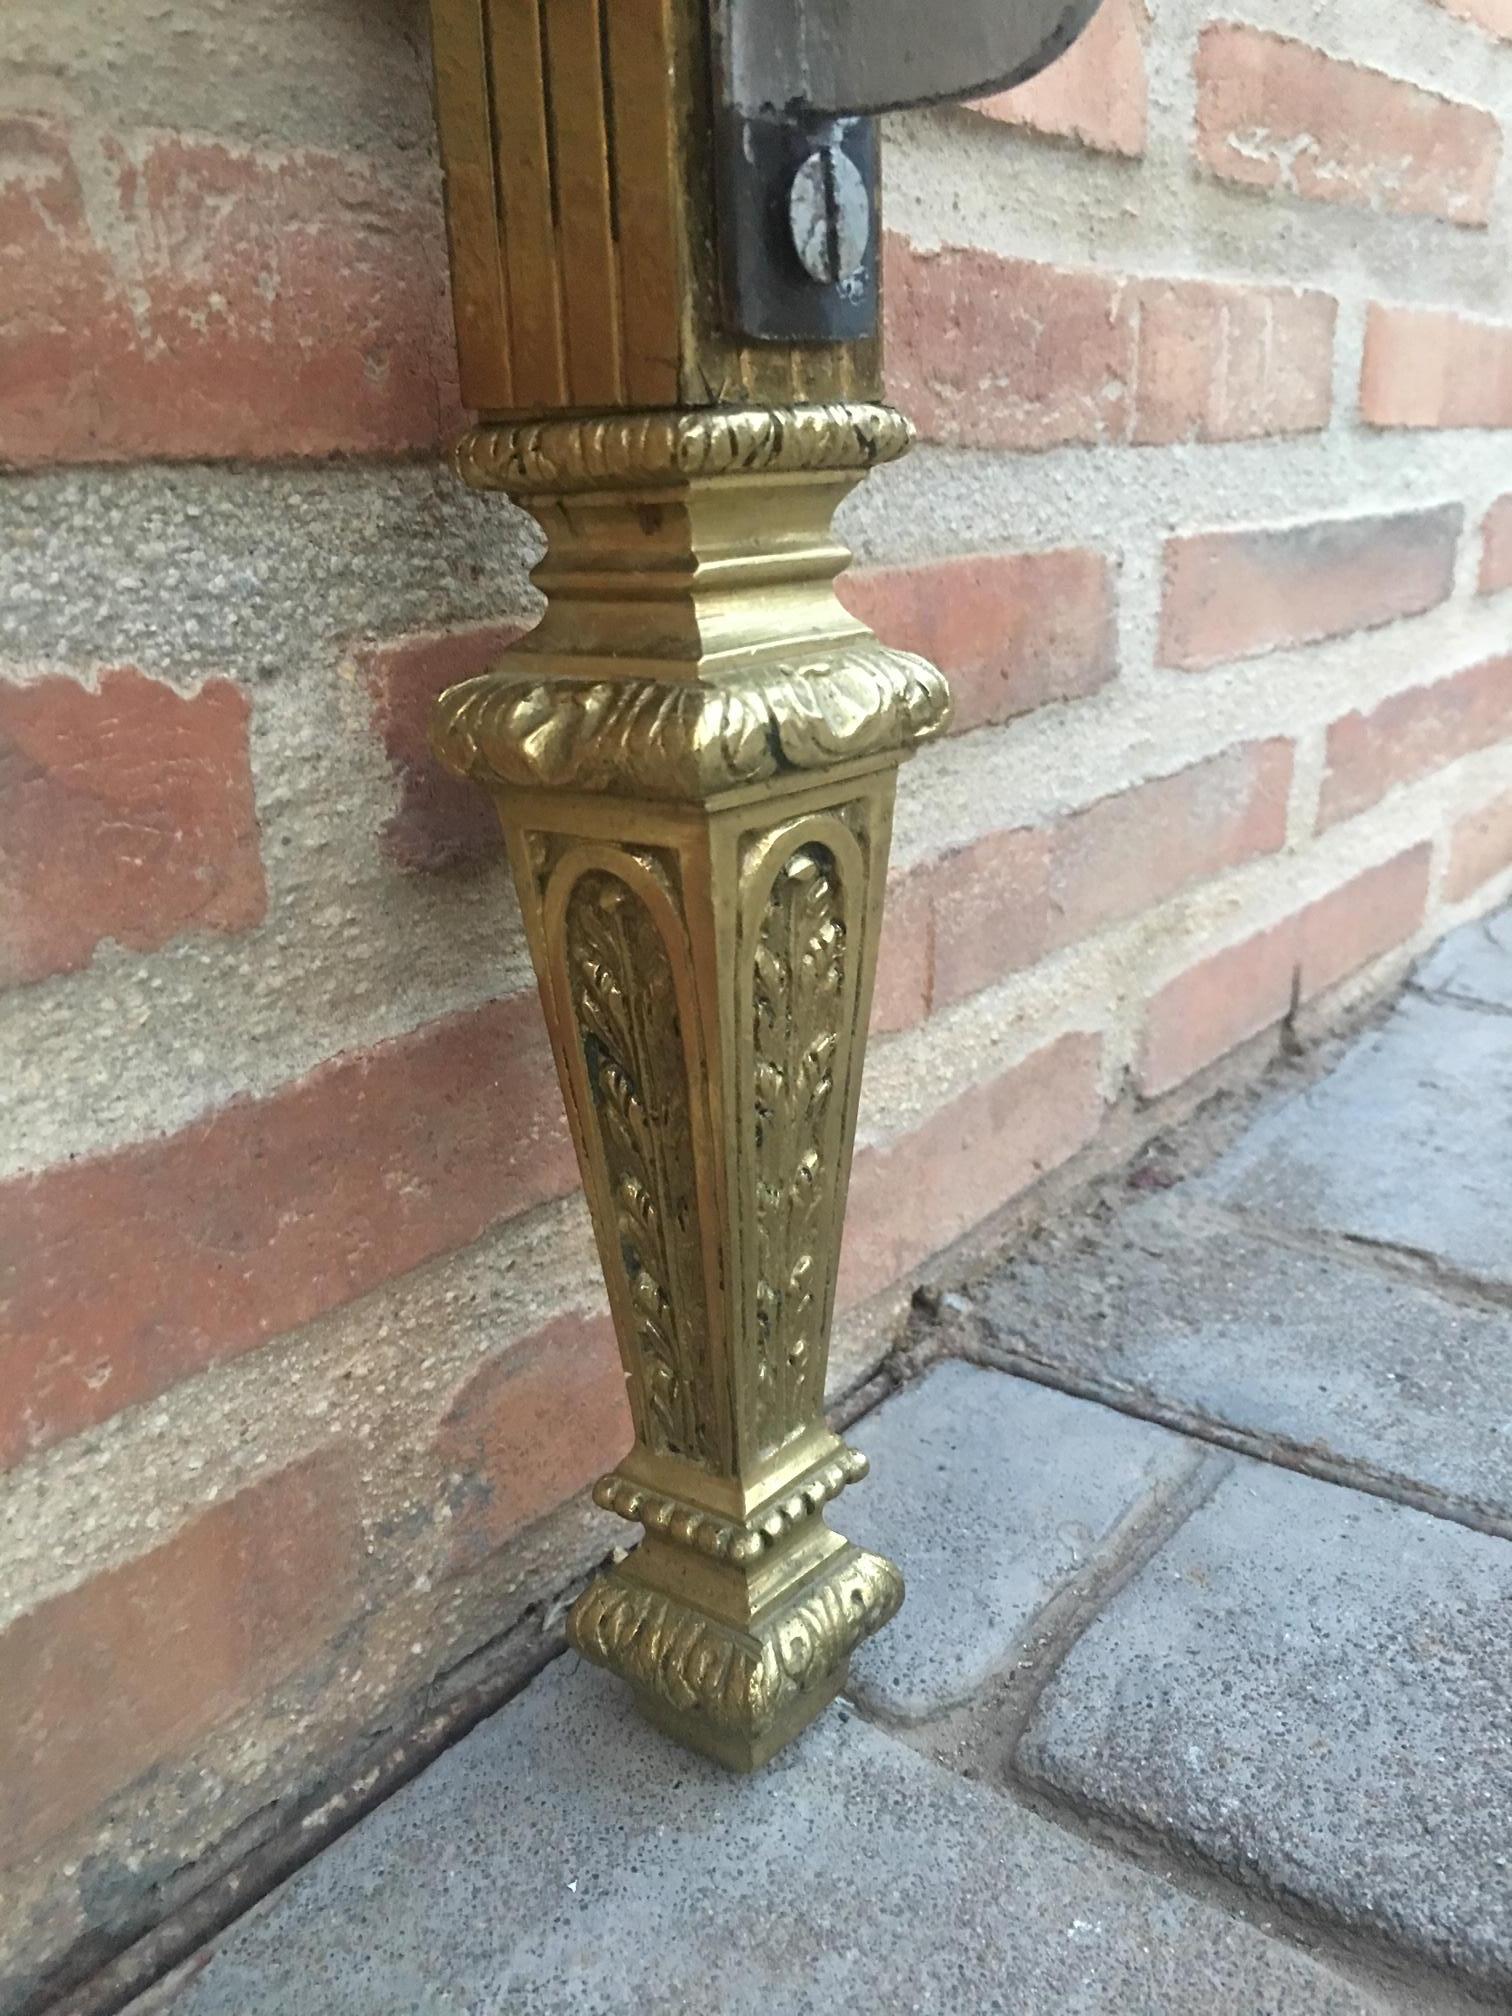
[148, 909, 1512, 2015]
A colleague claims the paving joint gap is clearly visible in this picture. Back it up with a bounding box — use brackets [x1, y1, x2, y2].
[947, 1324, 1512, 1544]
[1177, 1195, 1512, 1320]
[999, 1769, 1502, 2016]
[846, 1450, 1486, 2014]
[1408, 983, 1512, 1023]
[1000, 1445, 1230, 1756]
[845, 1438, 1226, 1755]
[46, 928, 1508, 2015]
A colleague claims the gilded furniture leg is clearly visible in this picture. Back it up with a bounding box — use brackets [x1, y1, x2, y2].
[433, 405, 949, 1766]
[405, 0, 1114, 1767]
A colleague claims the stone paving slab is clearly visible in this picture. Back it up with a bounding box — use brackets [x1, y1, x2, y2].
[162, 1656, 1388, 2016]
[845, 1361, 1198, 1720]
[975, 1193, 1512, 1528]
[1198, 993, 1512, 1290]
[1017, 1460, 1512, 1993]
[1414, 910, 1512, 1013]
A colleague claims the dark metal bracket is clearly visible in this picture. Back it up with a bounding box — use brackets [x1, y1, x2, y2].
[715, 109, 879, 344]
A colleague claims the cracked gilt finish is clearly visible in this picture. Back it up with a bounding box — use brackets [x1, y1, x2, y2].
[431, 396, 941, 1764]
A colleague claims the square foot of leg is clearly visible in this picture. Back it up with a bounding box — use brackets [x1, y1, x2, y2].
[569, 1543, 902, 1772]
[631, 1662, 849, 1772]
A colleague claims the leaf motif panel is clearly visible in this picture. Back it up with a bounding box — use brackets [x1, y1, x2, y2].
[751, 842, 849, 1456]
[565, 868, 718, 1469]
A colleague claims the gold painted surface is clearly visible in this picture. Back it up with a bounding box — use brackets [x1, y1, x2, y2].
[592, 1443, 870, 1564]
[541, 0, 625, 408]
[433, 643, 947, 799]
[598, 0, 683, 407]
[427, 0, 511, 408]
[571, 1544, 904, 1770]
[426, 0, 883, 413]
[483, 0, 567, 409]
[563, 865, 720, 1469]
[452, 402, 913, 490]
[751, 845, 842, 1452]
[432, 404, 947, 1766]
[426, 0, 942, 1770]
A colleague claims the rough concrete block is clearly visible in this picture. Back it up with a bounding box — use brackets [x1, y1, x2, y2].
[164, 1657, 1388, 2016]
[1413, 909, 1512, 1012]
[977, 1193, 1512, 1527]
[845, 1361, 1197, 1720]
[1197, 994, 1512, 1288]
[1018, 1461, 1512, 1991]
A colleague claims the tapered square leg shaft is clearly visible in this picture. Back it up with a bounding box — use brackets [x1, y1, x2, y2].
[433, 406, 948, 1765]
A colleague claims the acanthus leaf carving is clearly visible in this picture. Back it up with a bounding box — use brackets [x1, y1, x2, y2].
[567, 1547, 904, 1741]
[431, 644, 951, 802]
[567, 870, 718, 1469]
[752, 845, 846, 1453]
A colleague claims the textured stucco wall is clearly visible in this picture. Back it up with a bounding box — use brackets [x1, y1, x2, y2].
[4, 0, 1512, 2005]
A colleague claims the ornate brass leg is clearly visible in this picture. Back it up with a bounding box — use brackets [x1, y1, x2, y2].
[433, 404, 949, 1766]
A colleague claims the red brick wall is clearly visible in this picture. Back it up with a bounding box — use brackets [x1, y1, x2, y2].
[5, 0, 1512, 2002]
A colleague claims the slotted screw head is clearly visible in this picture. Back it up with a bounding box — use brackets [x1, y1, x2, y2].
[787, 144, 870, 286]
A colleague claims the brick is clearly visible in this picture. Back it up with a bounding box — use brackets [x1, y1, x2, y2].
[1446, 793, 1512, 900]
[1431, 0, 1512, 44]
[839, 1031, 1103, 1303]
[885, 236, 1334, 452]
[884, 239, 1129, 452]
[870, 869, 933, 1037]
[0, 1448, 357, 1868]
[435, 1312, 628, 1572]
[1140, 847, 1434, 1094]
[1139, 920, 1296, 1097]
[1361, 306, 1512, 430]
[1159, 509, 1461, 671]
[1296, 844, 1431, 999]
[1129, 276, 1336, 447]
[358, 625, 526, 872]
[970, 0, 1149, 158]
[928, 824, 1049, 1009]
[1196, 25, 1501, 226]
[1479, 495, 1512, 593]
[0, 118, 458, 465]
[2, 995, 577, 1468]
[840, 549, 1117, 736]
[0, 666, 266, 986]
[1320, 656, 1512, 828]
[931, 740, 1293, 1009]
